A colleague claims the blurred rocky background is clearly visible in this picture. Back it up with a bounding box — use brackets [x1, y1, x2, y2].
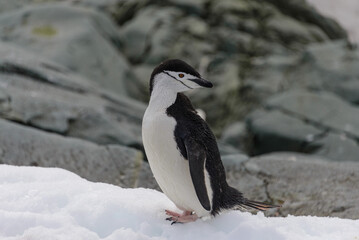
[0, 0, 358, 219]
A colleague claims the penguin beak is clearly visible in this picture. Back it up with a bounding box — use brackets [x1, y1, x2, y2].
[189, 77, 213, 88]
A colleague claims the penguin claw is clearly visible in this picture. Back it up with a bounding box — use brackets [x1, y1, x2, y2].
[166, 216, 180, 225]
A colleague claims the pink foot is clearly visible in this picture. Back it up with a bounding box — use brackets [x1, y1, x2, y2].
[165, 210, 198, 224]
[165, 210, 182, 218]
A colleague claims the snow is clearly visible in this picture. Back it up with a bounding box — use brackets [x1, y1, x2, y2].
[0, 165, 358, 240]
[307, 0, 359, 42]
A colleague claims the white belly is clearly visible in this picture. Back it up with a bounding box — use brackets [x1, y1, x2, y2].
[142, 111, 211, 217]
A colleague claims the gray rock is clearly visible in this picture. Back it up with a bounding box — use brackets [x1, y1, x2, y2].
[179, 16, 208, 38]
[246, 109, 323, 155]
[212, 41, 359, 134]
[221, 153, 248, 171]
[266, 90, 359, 139]
[131, 65, 154, 102]
[267, 11, 328, 44]
[0, 42, 97, 93]
[0, 73, 144, 147]
[0, 3, 135, 96]
[221, 121, 247, 148]
[308, 133, 359, 162]
[334, 79, 359, 105]
[0, 0, 36, 14]
[167, 0, 206, 16]
[119, 6, 182, 64]
[245, 90, 359, 161]
[217, 140, 248, 159]
[0, 118, 157, 189]
[273, 41, 359, 103]
[266, 0, 348, 40]
[189, 58, 243, 133]
[0, 41, 145, 148]
[212, 0, 253, 16]
[228, 153, 359, 219]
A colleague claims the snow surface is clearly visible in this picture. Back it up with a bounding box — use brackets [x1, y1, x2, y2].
[307, 0, 359, 42]
[0, 165, 358, 240]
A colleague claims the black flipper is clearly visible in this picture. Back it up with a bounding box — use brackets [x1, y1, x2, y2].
[184, 137, 211, 211]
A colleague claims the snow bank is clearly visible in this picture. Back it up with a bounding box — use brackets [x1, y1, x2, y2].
[0, 165, 358, 240]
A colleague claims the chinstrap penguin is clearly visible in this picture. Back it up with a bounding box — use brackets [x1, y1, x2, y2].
[142, 59, 279, 224]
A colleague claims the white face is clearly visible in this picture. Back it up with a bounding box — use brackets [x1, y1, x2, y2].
[152, 71, 212, 94]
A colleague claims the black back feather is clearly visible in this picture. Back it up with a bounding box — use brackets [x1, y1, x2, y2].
[166, 93, 231, 215]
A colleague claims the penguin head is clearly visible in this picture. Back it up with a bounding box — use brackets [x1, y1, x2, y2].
[149, 59, 213, 95]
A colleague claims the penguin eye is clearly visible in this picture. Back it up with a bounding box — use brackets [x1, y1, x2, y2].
[178, 73, 184, 78]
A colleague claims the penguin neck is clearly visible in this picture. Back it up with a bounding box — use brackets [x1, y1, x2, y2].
[148, 87, 178, 113]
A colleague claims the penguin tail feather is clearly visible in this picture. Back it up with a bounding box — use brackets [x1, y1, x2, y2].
[242, 199, 281, 211]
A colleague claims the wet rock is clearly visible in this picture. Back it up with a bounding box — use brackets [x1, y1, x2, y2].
[0, 118, 157, 188]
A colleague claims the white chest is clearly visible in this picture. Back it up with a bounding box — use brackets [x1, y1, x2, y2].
[142, 109, 211, 217]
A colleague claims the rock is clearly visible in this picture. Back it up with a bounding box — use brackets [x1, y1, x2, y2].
[212, 0, 253, 16]
[119, 6, 182, 64]
[189, 58, 244, 134]
[179, 16, 208, 38]
[131, 64, 153, 102]
[266, 0, 348, 40]
[293, 41, 359, 104]
[0, 42, 97, 93]
[237, 41, 359, 126]
[0, 73, 144, 147]
[227, 153, 359, 219]
[307, 133, 359, 162]
[0, 118, 157, 189]
[267, 12, 328, 45]
[334, 79, 359, 105]
[246, 109, 323, 155]
[221, 153, 248, 171]
[266, 90, 359, 139]
[0, 3, 135, 96]
[221, 121, 247, 148]
[0, 41, 145, 149]
[217, 141, 244, 156]
[167, 0, 206, 16]
[245, 90, 359, 161]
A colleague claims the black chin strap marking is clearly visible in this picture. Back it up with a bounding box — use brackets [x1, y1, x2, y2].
[163, 71, 193, 89]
